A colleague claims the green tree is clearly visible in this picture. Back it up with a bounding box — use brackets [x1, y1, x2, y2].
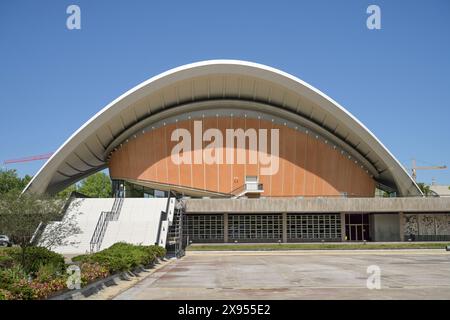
[0, 169, 32, 195]
[0, 191, 80, 270]
[56, 184, 77, 199]
[77, 172, 112, 198]
[417, 182, 432, 196]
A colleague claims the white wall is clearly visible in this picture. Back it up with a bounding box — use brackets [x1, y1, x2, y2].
[101, 198, 167, 250]
[42, 198, 167, 255]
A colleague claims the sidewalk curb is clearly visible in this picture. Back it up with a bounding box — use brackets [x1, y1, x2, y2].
[49, 258, 173, 300]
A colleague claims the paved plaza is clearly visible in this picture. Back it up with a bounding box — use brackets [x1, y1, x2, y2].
[114, 250, 450, 300]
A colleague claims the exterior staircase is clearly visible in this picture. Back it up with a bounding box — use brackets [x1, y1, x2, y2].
[165, 196, 186, 258]
[90, 197, 124, 252]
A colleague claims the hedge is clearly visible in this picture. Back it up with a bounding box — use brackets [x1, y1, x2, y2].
[6, 246, 66, 274]
[72, 243, 166, 273]
[0, 243, 166, 300]
[0, 247, 67, 300]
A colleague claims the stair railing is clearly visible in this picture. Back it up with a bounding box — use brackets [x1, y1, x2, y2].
[90, 197, 124, 252]
[175, 198, 186, 258]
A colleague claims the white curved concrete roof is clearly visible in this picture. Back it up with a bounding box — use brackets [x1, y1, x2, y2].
[25, 60, 422, 196]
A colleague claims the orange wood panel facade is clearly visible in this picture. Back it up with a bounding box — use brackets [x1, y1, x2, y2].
[109, 117, 376, 197]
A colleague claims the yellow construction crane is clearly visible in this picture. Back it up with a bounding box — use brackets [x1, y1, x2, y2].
[411, 159, 447, 181]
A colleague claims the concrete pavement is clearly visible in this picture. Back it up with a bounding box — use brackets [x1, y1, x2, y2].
[114, 250, 450, 300]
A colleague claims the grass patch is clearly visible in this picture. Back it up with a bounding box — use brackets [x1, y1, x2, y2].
[187, 242, 450, 251]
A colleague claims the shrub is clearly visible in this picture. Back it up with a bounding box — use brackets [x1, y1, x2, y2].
[0, 248, 14, 269]
[71, 254, 87, 263]
[150, 245, 166, 258]
[0, 264, 68, 300]
[7, 279, 35, 300]
[29, 277, 67, 300]
[73, 243, 165, 274]
[0, 289, 13, 300]
[35, 263, 63, 283]
[0, 247, 69, 300]
[8, 246, 65, 275]
[0, 265, 28, 289]
[0, 254, 14, 269]
[0, 265, 33, 300]
[79, 262, 109, 286]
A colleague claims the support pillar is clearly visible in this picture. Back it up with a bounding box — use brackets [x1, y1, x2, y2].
[282, 212, 288, 243]
[340, 212, 346, 242]
[223, 213, 228, 243]
[399, 212, 404, 242]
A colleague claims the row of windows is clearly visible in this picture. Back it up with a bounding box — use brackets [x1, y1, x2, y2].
[185, 215, 224, 241]
[228, 214, 283, 240]
[184, 214, 343, 242]
[287, 214, 341, 240]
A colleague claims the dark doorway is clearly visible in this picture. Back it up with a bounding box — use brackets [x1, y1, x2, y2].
[345, 213, 370, 241]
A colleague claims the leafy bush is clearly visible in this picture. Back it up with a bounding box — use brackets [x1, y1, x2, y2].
[0, 243, 166, 300]
[0, 253, 14, 269]
[73, 243, 165, 273]
[149, 245, 166, 258]
[0, 247, 70, 300]
[0, 265, 28, 289]
[7, 279, 35, 300]
[8, 246, 65, 274]
[35, 263, 63, 283]
[0, 264, 69, 300]
[29, 277, 67, 300]
[79, 262, 109, 286]
[0, 289, 13, 300]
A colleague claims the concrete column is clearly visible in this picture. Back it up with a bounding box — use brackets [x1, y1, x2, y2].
[340, 212, 346, 241]
[282, 212, 288, 243]
[399, 212, 404, 242]
[223, 213, 228, 243]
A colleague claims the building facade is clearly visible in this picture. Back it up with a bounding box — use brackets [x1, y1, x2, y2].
[26, 60, 450, 250]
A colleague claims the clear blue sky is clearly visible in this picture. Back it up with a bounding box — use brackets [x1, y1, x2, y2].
[0, 0, 449, 185]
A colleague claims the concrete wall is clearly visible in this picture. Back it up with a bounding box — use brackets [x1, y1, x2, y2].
[101, 198, 167, 250]
[41, 198, 114, 254]
[42, 198, 167, 255]
[372, 214, 400, 241]
[404, 213, 450, 240]
[185, 197, 450, 214]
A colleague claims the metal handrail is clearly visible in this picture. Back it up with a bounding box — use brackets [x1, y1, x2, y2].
[166, 197, 186, 258]
[90, 211, 108, 252]
[90, 197, 124, 252]
[110, 197, 124, 220]
[230, 183, 264, 198]
[95, 211, 112, 252]
[175, 199, 186, 258]
[229, 184, 246, 196]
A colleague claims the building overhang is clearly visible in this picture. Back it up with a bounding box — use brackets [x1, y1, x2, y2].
[24, 60, 422, 196]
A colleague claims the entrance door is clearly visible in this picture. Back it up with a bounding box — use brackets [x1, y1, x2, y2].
[351, 225, 357, 241]
[345, 214, 370, 241]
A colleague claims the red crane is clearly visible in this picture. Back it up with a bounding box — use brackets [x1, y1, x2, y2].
[3, 153, 53, 165]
